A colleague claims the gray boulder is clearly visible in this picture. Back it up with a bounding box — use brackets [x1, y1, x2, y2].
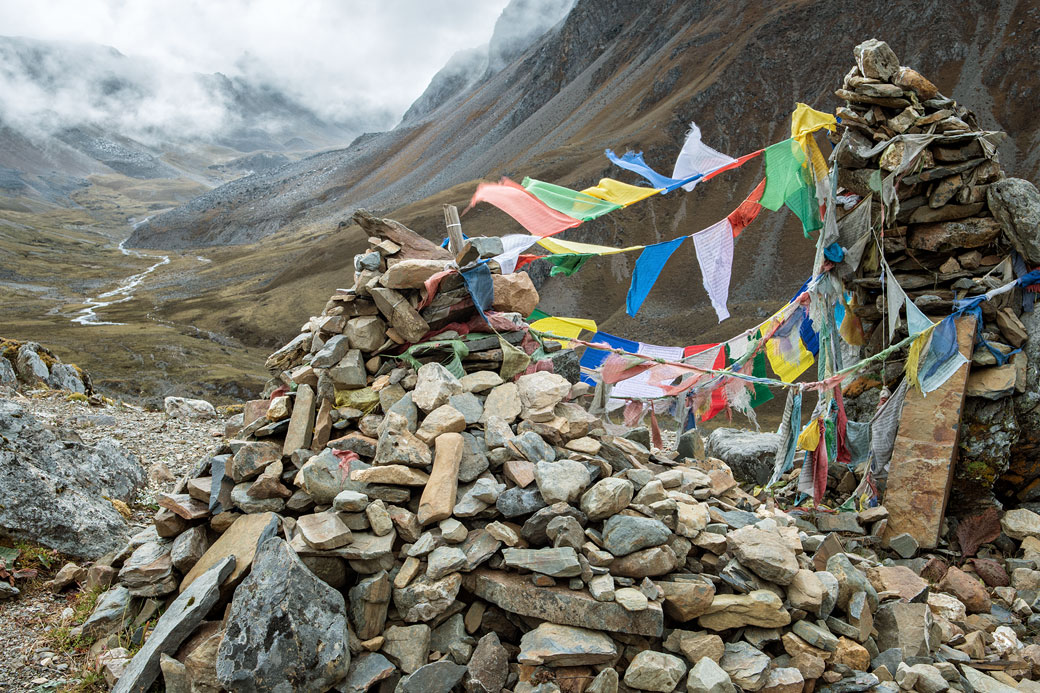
[705, 428, 780, 485]
[0, 400, 145, 558]
[217, 537, 350, 692]
[47, 363, 85, 394]
[988, 177, 1040, 265]
[14, 343, 49, 384]
[0, 357, 16, 389]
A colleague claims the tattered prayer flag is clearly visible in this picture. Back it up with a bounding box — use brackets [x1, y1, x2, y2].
[727, 179, 767, 237]
[579, 331, 639, 385]
[797, 418, 822, 451]
[609, 342, 686, 402]
[499, 335, 531, 381]
[885, 267, 905, 342]
[905, 296, 934, 336]
[790, 102, 837, 179]
[460, 263, 494, 321]
[468, 178, 582, 237]
[538, 236, 643, 256]
[760, 139, 808, 211]
[684, 343, 726, 421]
[691, 219, 734, 322]
[529, 316, 597, 348]
[491, 234, 541, 273]
[765, 316, 815, 383]
[671, 122, 737, 192]
[605, 149, 689, 191]
[522, 177, 622, 221]
[626, 236, 687, 316]
[581, 178, 663, 206]
[546, 253, 594, 276]
[701, 149, 764, 183]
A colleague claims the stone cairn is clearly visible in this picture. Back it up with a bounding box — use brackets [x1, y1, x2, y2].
[830, 39, 1040, 511]
[66, 49, 1040, 693]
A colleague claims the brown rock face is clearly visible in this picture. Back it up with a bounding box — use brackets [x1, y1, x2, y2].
[907, 218, 1001, 251]
[938, 566, 992, 614]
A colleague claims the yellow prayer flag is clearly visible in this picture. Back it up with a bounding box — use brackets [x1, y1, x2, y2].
[537, 237, 644, 256]
[765, 334, 815, 383]
[530, 316, 598, 347]
[790, 103, 837, 180]
[797, 419, 822, 451]
[581, 178, 663, 206]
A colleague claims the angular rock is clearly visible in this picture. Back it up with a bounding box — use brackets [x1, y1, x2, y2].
[602, 514, 671, 557]
[491, 272, 539, 317]
[580, 477, 633, 521]
[727, 526, 799, 585]
[698, 590, 791, 631]
[418, 432, 463, 525]
[382, 624, 430, 674]
[412, 363, 464, 412]
[180, 512, 279, 593]
[705, 429, 779, 486]
[624, 650, 687, 692]
[719, 642, 769, 692]
[216, 538, 349, 691]
[518, 623, 616, 667]
[393, 573, 463, 623]
[535, 459, 591, 504]
[686, 657, 736, 693]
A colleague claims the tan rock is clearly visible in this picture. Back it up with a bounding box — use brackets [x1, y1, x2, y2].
[491, 272, 539, 317]
[380, 259, 449, 289]
[417, 433, 463, 525]
[698, 590, 791, 631]
[788, 569, 825, 612]
[297, 512, 353, 550]
[832, 637, 870, 670]
[415, 405, 466, 444]
[351, 465, 430, 486]
[659, 579, 715, 621]
[939, 566, 992, 614]
[867, 565, 929, 601]
[180, 511, 278, 592]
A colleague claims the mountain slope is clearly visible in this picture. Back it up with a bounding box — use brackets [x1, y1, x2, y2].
[125, 0, 1040, 351]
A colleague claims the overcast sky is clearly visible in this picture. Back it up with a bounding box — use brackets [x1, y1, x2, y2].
[0, 0, 512, 126]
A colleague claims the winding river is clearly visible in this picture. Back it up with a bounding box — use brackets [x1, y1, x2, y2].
[71, 239, 171, 326]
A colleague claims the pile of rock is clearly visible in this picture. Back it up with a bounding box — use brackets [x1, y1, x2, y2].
[830, 39, 1040, 510]
[64, 210, 1040, 692]
[0, 338, 90, 395]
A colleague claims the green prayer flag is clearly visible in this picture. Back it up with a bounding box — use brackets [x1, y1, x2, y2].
[527, 308, 550, 322]
[499, 335, 531, 380]
[547, 253, 594, 276]
[522, 177, 622, 221]
[724, 336, 773, 409]
[760, 139, 822, 235]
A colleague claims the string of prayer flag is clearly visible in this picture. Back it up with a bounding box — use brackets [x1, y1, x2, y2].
[468, 178, 582, 237]
[522, 177, 622, 220]
[671, 122, 737, 192]
[691, 219, 735, 322]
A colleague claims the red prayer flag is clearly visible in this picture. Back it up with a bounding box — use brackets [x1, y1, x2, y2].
[468, 177, 582, 237]
[727, 179, 766, 237]
[683, 344, 726, 421]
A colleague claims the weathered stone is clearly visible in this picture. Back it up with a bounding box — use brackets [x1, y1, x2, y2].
[231, 482, 285, 513]
[698, 590, 791, 631]
[908, 217, 1001, 252]
[231, 441, 282, 482]
[517, 371, 571, 421]
[382, 624, 431, 674]
[518, 623, 616, 667]
[329, 350, 367, 390]
[726, 526, 799, 585]
[988, 178, 1040, 265]
[381, 258, 450, 289]
[939, 565, 991, 613]
[659, 579, 715, 621]
[180, 512, 278, 593]
[163, 396, 217, 419]
[491, 272, 539, 317]
[602, 514, 671, 557]
[349, 570, 391, 640]
[374, 427, 432, 468]
[496, 485, 548, 518]
[297, 511, 353, 550]
[792, 620, 838, 652]
[704, 429, 779, 486]
[686, 657, 736, 693]
[465, 632, 508, 693]
[866, 565, 928, 602]
[393, 572, 463, 623]
[611, 545, 679, 578]
[370, 287, 429, 343]
[480, 383, 522, 424]
[340, 652, 395, 693]
[113, 556, 235, 693]
[352, 464, 429, 485]
[965, 365, 1017, 399]
[853, 39, 899, 80]
[534, 460, 591, 505]
[344, 316, 386, 352]
[418, 432, 463, 525]
[1002, 508, 1040, 540]
[416, 404, 467, 444]
[465, 569, 663, 636]
[625, 650, 687, 692]
[398, 660, 467, 693]
[502, 547, 582, 577]
[579, 477, 633, 521]
[460, 370, 503, 393]
[719, 642, 770, 691]
[119, 541, 173, 589]
[412, 363, 464, 412]
[82, 585, 133, 636]
[170, 526, 208, 574]
[874, 602, 937, 657]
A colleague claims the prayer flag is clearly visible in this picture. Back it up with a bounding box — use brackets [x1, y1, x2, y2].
[760, 139, 822, 234]
[460, 263, 493, 320]
[691, 219, 734, 322]
[522, 177, 622, 220]
[684, 344, 726, 421]
[727, 179, 766, 237]
[582, 178, 663, 206]
[491, 234, 541, 273]
[546, 253, 594, 276]
[790, 103, 837, 179]
[626, 236, 687, 316]
[529, 316, 598, 348]
[537, 236, 643, 256]
[610, 342, 686, 402]
[671, 123, 736, 192]
[605, 149, 690, 191]
[579, 331, 639, 384]
[468, 178, 582, 237]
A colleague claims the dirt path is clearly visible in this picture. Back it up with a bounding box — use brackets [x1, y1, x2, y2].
[0, 390, 228, 691]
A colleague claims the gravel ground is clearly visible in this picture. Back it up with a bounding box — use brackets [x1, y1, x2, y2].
[0, 389, 228, 691]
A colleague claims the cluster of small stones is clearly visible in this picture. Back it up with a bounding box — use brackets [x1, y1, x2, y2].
[832, 39, 1040, 507]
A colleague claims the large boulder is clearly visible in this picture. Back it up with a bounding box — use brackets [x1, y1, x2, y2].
[954, 397, 1018, 513]
[704, 429, 780, 485]
[0, 400, 145, 558]
[987, 178, 1040, 265]
[217, 537, 350, 692]
[1008, 307, 1040, 496]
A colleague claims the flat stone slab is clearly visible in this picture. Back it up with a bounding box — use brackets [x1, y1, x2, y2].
[179, 511, 278, 593]
[463, 568, 663, 637]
